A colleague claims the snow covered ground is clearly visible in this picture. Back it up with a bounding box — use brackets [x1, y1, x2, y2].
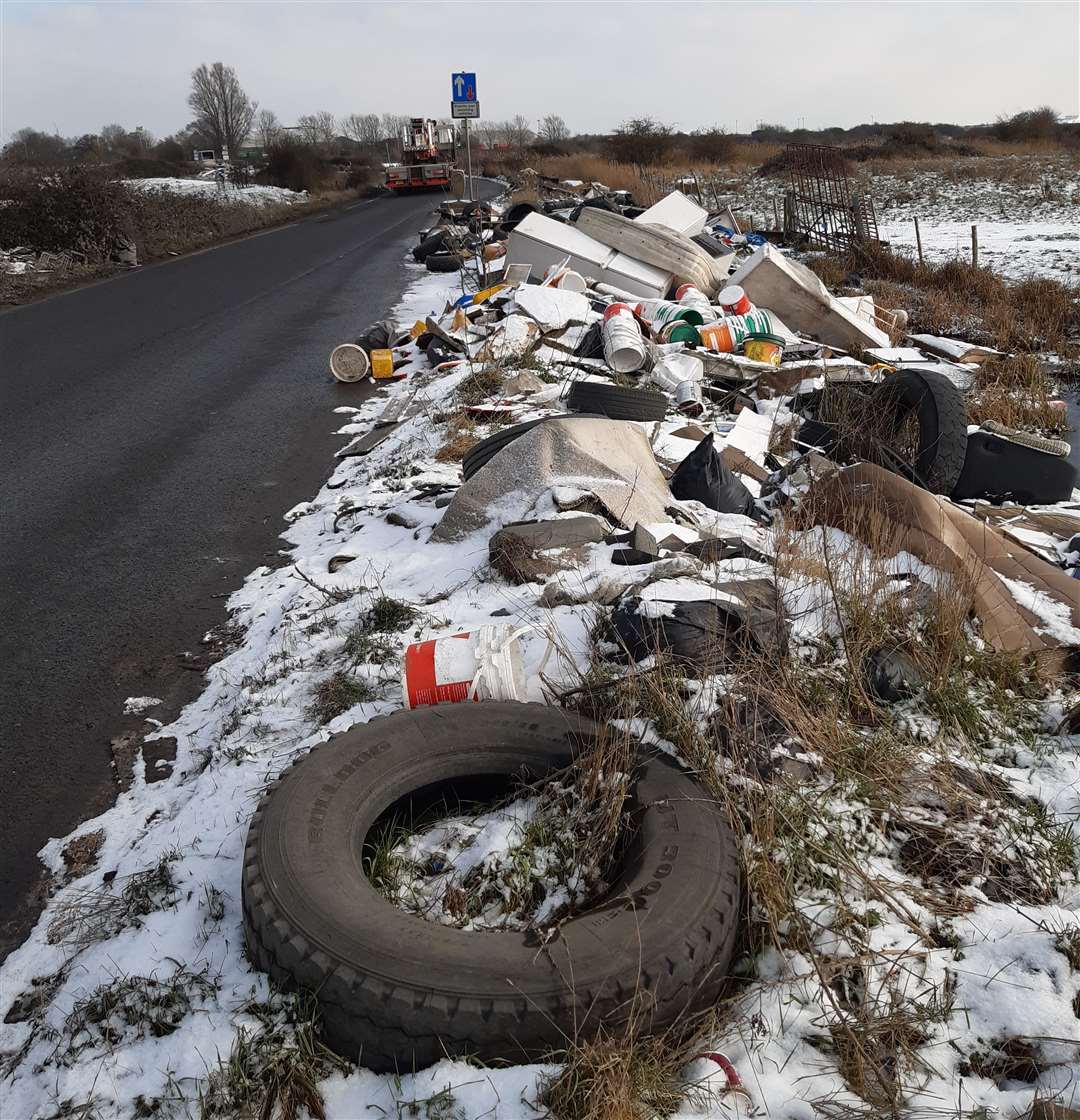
[124, 177, 308, 207]
[877, 220, 1079, 283]
[727, 155, 1080, 284]
[2, 257, 1079, 1119]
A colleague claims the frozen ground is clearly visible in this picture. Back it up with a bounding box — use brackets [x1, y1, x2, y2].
[123, 177, 308, 207]
[2, 260, 1079, 1119]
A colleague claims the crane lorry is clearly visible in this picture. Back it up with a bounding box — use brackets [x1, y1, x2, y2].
[384, 118, 456, 192]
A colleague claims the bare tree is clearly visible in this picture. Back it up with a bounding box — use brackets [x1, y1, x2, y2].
[380, 113, 410, 142]
[502, 114, 533, 150]
[342, 112, 381, 146]
[188, 62, 257, 159]
[473, 121, 502, 149]
[255, 109, 281, 149]
[538, 114, 569, 142]
[296, 111, 337, 147]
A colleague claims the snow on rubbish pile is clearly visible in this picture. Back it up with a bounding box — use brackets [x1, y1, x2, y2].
[2, 217, 1080, 1120]
[123, 177, 309, 207]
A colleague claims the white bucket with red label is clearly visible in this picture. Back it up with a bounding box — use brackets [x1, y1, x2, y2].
[402, 625, 529, 709]
[601, 303, 646, 374]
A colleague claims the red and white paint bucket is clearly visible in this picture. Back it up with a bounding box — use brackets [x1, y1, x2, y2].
[674, 284, 715, 318]
[717, 285, 752, 317]
[601, 303, 646, 373]
[402, 625, 529, 709]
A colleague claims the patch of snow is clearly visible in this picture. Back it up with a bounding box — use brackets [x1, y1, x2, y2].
[123, 177, 308, 208]
[122, 696, 161, 714]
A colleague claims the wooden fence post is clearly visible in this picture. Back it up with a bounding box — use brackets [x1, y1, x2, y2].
[971, 224, 978, 268]
[914, 216, 924, 263]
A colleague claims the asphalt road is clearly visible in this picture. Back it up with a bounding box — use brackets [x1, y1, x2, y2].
[0, 186, 494, 960]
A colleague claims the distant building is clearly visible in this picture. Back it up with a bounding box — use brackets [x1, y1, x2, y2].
[236, 137, 266, 161]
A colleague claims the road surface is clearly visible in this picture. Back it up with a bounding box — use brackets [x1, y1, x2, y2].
[0, 186, 494, 960]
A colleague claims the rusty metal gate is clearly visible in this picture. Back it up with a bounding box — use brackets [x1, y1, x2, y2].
[785, 144, 879, 252]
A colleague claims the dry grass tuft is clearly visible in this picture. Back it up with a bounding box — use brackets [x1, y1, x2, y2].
[967, 354, 1069, 435]
[543, 1010, 717, 1120]
[435, 411, 480, 462]
[456, 364, 505, 407]
[831, 241, 1080, 352]
[199, 997, 348, 1120]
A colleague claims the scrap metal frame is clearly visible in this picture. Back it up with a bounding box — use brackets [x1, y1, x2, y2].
[786, 144, 879, 252]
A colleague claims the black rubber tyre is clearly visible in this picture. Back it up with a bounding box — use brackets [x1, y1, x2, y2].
[412, 231, 448, 263]
[425, 252, 464, 273]
[868, 368, 968, 493]
[242, 703, 741, 1071]
[461, 415, 602, 481]
[566, 380, 668, 422]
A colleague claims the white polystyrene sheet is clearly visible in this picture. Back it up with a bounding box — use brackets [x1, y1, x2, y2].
[726, 407, 775, 466]
[634, 190, 709, 237]
[512, 285, 589, 330]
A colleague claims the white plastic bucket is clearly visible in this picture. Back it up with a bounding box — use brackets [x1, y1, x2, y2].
[674, 379, 704, 416]
[543, 264, 587, 293]
[329, 343, 370, 383]
[402, 625, 528, 709]
[651, 351, 704, 393]
[601, 306, 646, 374]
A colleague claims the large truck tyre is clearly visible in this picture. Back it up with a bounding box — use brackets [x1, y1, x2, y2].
[242, 703, 742, 1070]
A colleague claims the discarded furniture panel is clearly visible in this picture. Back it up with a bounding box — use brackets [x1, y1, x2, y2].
[728, 244, 890, 351]
[634, 190, 709, 237]
[506, 211, 670, 299]
[907, 334, 1003, 365]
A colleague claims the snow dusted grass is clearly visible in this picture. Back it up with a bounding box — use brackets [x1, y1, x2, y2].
[370, 722, 634, 932]
[728, 151, 1080, 284]
[124, 177, 309, 208]
[2, 258, 1080, 1119]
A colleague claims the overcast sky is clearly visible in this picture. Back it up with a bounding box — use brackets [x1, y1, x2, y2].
[2, 1, 1078, 142]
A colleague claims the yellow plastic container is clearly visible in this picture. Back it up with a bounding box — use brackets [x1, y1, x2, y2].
[370, 349, 395, 379]
[742, 332, 784, 366]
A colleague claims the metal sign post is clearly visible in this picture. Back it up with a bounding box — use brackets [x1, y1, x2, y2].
[451, 71, 479, 202]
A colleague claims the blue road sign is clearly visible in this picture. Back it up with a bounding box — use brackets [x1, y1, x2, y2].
[452, 72, 477, 103]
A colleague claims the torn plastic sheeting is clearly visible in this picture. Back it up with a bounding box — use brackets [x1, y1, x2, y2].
[808, 463, 1080, 669]
[540, 554, 702, 608]
[431, 417, 673, 543]
[728, 244, 889, 351]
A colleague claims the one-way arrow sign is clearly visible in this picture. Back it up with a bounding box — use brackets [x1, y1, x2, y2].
[451, 71, 477, 103]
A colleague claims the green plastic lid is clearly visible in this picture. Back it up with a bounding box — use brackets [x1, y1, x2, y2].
[744, 332, 785, 346]
[666, 323, 701, 344]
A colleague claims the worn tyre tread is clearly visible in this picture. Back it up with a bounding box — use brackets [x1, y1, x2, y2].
[565, 381, 668, 422]
[241, 704, 740, 1071]
[871, 367, 968, 493]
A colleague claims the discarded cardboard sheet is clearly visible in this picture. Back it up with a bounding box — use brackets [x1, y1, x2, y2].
[810, 463, 1080, 667]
